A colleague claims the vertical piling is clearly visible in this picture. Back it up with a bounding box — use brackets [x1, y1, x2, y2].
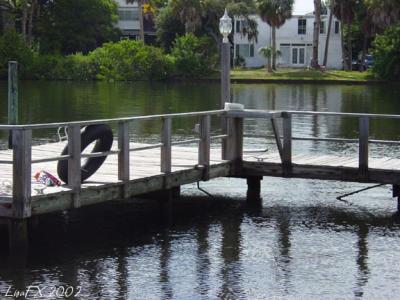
[393, 185, 400, 212]
[246, 176, 263, 207]
[8, 61, 18, 149]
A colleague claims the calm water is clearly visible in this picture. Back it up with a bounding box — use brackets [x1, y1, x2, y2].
[1, 81, 400, 299]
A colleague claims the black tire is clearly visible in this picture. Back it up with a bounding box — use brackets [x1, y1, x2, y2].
[57, 124, 113, 184]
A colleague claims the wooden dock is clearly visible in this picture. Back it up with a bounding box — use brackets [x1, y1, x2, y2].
[1, 108, 400, 249]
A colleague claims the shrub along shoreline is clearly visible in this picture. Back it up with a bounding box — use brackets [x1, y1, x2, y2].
[0, 31, 216, 81]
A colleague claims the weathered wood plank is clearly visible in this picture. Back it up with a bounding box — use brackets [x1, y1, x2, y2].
[199, 115, 211, 180]
[161, 117, 172, 173]
[68, 125, 81, 208]
[359, 117, 369, 177]
[12, 129, 31, 218]
[118, 121, 130, 183]
[271, 118, 283, 162]
[282, 113, 292, 173]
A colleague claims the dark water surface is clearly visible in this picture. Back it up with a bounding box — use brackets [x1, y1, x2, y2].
[1, 81, 400, 299]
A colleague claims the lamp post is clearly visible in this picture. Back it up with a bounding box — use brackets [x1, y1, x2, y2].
[219, 8, 232, 109]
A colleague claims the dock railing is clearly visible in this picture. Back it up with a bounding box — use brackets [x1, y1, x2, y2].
[2, 109, 400, 219]
[0, 110, 228, 218]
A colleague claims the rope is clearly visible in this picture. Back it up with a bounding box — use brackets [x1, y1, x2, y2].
[336, 183, 385, 204]
[197, 181, 216, 199]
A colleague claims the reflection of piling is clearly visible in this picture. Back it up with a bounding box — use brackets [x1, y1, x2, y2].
[354, 224, 369, 298]
[195, 222, 210, 295]
[218, 213, 243, 298]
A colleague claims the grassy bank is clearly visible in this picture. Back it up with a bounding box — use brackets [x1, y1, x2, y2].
[207, 68, 379, 83]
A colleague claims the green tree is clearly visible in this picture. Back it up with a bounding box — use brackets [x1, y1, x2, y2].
[333, 0, 356, 70]
[166, 0, 258, 47]
[372, 24, 400, 80]
[365, 0, 400, 31]
[171, 33, 217, 78]
[258, 46, 274, 72]
[256, 0, 294, 70]
[155, 5, 185, 51]
[37, 0, 120, 54]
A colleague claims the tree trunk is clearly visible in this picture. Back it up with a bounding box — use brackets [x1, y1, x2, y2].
[21, 5, 28, 40]
[311, 0, 321, 69]
[27, 0, 36, 46]
[340, 3, 347, 70]
[272, 26, 276, 70]
[347, 23, 352, 70]
[359, 36, 368, 72]
[267, 56, 272, 73]
[138, 0, 145, 42]
[323, 6, 333, 67]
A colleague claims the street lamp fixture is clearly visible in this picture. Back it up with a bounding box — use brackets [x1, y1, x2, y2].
[219, 8, 232, 44]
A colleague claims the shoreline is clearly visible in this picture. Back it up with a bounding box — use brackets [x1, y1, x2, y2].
[201, 77, 389, 85]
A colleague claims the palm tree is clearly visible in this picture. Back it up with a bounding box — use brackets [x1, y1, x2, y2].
[311, 0, 322, 68]
[256, 0, 294, 70]
[170, 0, 202, 34]
[258, 46, 273, 72]
[323, 0, 334, 67]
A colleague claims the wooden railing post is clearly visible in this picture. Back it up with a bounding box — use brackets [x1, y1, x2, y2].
[68, 125, 81, 208]
[12, 128, 32, 218]
[198, 115, 211, 180]
[118, 121, 130, 182]
[161, 117, 172, 173]
[359, 116, 369, 177]
[282, 112, 292, 174]
[8, 61, 18, 149]
[225, 117, 243, 163]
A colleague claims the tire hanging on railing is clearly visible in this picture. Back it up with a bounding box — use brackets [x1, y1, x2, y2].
[57, 124, 113, 184]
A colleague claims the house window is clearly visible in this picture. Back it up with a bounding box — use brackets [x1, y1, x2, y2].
[118, 9, 139, 21]
[298, 19, 307, 35]
[236, 20, 248, 33]
[236, 44, 254, 58]
[320, 21, 326, 34]
[335, 21, 340, 34]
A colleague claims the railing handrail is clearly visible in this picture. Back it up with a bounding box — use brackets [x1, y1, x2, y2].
[0, 110, 225, 130]
[2, 109, 400, 131]
[225, 109, 400, 120]
[286, 110, 400, 119]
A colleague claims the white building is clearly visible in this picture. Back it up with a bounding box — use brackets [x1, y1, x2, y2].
[114, 0, 155, 40]
[233, 12, 342, 69]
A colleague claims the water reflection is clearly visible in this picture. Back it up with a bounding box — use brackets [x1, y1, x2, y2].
[1, 194, 399, 299]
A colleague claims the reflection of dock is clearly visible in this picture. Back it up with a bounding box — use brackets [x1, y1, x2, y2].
[1, 109, 400, 249]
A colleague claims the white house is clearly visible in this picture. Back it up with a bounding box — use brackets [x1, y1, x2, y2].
[113, 0, 155, 40]
[114, 0, 140, 38]
[233, 11, 342, 69]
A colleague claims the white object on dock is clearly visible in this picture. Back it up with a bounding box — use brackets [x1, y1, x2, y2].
[224, 103, 244, 110]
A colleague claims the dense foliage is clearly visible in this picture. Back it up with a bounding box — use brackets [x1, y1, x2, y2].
[0, 30, 34, 78]
[0, 33, 215, 81]
[372, 24, 400, 80]
[171, 34, 217, 78]
[36, 0, 120, 54]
